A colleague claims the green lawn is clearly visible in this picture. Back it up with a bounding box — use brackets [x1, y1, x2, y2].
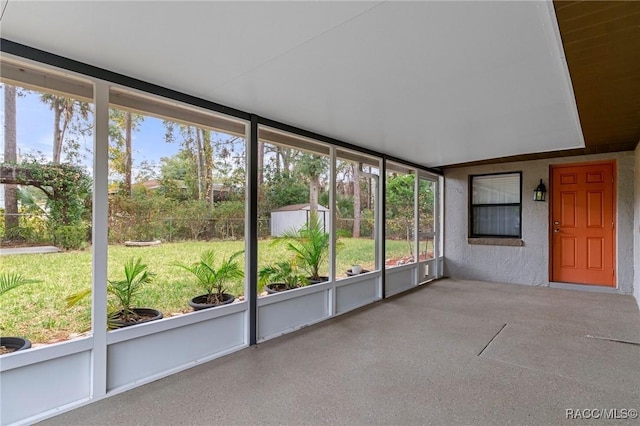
[1, 238, 412, 344]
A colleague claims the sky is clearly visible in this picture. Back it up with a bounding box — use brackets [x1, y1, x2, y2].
[0, 86, 183, 177]
[0, 84, 248, 209]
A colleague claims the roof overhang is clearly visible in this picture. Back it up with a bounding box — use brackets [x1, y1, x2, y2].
[2, 1, 635, 168]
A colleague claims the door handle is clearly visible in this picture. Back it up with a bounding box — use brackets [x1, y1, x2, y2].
[554, 229, 560, 233]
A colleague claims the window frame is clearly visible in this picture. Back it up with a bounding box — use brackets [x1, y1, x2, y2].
[468, 171, 522, 239]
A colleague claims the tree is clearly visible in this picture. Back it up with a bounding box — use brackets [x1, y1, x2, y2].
[295, 153, 328, 212]
[167, 123, 203, 199]
[162, 122, 212, 201]
[268, 145, 295, 175]
[200, 129, 214, 202]
[40, 94, 91, 164]
[257, 141, 265, 185]
[386, 173, 415, 250]
[124, 112, 133, 195]
[109, 109, 144, 196]
[3, 84, 19, 235]
[418, 179, 435, 232]
[159, 150, 198, 200]
[352, 163, 361, 238]
[163, 122, 245, 203]
[135, 159, 160, 182]
[262, 172, 308, 214]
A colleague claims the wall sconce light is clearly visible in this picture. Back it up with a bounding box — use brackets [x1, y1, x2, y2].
[533, 179, 546, 202]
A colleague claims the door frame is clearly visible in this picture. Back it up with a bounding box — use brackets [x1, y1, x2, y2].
[548, 159, 617, 286]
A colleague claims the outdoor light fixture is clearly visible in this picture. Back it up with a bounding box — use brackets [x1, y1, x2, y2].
[533, 179, 546, 202]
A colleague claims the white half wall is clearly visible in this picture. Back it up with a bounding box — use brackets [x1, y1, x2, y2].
[444, 152, 635, 294]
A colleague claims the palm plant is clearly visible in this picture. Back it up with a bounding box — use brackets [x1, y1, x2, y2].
[106, 258, 155, 323]
[1, 272, 41, 332]
[1, 272, 41, 352]
[175, 250, 244, 305]
[66, 257, 156, 325]
[258, 259, 308, 292]
[0, 272, 41, 297]
[277, 212, 330, 281]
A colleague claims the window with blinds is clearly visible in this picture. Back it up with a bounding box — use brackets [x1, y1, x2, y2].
[469, 172, 522, 238]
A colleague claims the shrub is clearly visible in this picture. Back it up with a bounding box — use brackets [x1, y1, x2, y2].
[1, 209, 51, 243]
[4, 226, 38, 242]
[176, 200, 211, 240]
[20, 213, 51, 242]
[211, 201, 244, 240]
[1, 162, 92, 229]
[108, 193, 176, 243]
[360, 209, 375, 238]
[54, 225, 87, 250]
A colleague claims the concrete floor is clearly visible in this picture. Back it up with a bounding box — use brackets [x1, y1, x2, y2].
[41, 279, 640, 425]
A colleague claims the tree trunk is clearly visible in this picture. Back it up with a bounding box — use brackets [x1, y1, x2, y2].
[257, 140, 264, 185]
[309, 176, 319, 212]
[52, 99, 63, 164]
[366, 166, 372, 209]
[353, 164, 361, 238]
[124, 111, 132, 196]
[195, 127, 204, 200]
[274, 146, 281, 174]
[202, 129, 214, 203]
[281, 147, 291, 173]
[3, 85, 19, 234]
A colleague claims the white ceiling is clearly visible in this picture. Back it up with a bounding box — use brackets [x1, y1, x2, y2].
[0, 0, 584, 167]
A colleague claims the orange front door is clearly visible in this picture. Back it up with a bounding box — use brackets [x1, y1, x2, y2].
[551, 161, 615, 286]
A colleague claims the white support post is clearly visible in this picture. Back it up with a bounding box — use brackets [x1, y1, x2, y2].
[377, 158, 384, 299]
[91, 81, 109, 398]
[414, 170, 420, 285]
[329, 147, 337, 315]
[244, 121, 253, 346]
[436, 175, 444, 278]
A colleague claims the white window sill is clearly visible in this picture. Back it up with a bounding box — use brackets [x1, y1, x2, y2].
[468, 238, 524, 247]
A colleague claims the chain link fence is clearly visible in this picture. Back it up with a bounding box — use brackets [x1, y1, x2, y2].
[3, 212, 417, 244]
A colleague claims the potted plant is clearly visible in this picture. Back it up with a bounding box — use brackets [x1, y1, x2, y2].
[277, 212, 331, 283]
[258, 259, 308, 294]
[67, 257, 163, 328]
[0, 272, 41, 354]
[346, 262, 370, 276]
[175, 249, 244, 310]
[347, 264, 362, 276]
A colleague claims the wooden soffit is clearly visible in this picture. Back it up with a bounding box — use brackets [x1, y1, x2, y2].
[556, 1, 640, 147]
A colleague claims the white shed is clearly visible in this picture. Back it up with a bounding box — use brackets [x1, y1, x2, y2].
[270, 204, 330, 237]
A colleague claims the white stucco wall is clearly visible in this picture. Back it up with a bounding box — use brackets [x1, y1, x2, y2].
[634, 146, 640, 308]
[444, 151, 635, 294]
